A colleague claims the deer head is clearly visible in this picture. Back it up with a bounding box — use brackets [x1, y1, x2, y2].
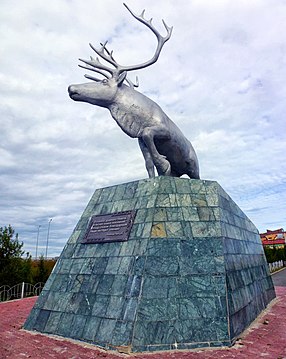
[68, 4, 173, 107]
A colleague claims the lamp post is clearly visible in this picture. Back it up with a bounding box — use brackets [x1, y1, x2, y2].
[45, 218, 52, 259]
[35, 225, 41, 260]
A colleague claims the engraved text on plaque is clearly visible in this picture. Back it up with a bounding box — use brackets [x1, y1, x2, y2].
[82, 210, 136, 244]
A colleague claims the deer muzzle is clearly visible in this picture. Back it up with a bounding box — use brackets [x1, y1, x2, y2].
[68, 85, 81, 101]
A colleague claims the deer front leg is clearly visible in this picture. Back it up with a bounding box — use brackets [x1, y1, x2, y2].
[141, 126, 171, 176]
[138, 138, 155, 178]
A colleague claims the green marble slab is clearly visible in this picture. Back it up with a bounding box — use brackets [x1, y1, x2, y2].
[24, 177, 275, 353]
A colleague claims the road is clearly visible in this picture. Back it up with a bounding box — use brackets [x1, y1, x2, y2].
[272, 267, 286, 287]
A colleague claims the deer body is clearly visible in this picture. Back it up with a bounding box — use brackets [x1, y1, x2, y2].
[68, 4, 199, 179]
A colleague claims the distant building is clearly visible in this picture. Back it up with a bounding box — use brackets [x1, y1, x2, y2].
[260, 228, 286, 248]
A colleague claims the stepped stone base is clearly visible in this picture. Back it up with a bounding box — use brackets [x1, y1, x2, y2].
[24, 177, 275, 353]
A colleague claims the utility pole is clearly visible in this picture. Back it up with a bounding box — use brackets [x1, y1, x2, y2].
[35, 224, 41, 259]
[45, 218, 52, 259]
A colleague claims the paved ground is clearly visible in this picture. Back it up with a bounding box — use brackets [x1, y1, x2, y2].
[0, 273, 286, 358]
[272, 267, 286, 287]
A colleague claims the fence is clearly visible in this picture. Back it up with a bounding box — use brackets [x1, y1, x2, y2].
[0, 282, 44, 302]
[1, 261, 284, 301]
[269, 260, 284, 273]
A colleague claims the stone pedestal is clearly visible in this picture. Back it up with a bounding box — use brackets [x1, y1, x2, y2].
[24, 177, 275, 352]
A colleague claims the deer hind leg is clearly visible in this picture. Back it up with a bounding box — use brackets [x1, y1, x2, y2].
[141, 126, 171, 176]
[185, 159, 200, 179]
[138, 138, 155, 178]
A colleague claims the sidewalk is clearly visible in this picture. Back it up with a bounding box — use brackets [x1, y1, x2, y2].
[0, 287, 285, 359]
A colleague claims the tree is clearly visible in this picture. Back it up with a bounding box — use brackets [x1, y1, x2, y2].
[20, 252, 33, 283]
[0, 225, 25, 285]
[264, 246, 286, 263]
[0, 226, 56, 287]
[33, 255, 49, 283]
[0, 225, 24, 263]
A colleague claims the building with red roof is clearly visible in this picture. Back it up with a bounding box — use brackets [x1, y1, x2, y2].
[260, 228, 286, 248]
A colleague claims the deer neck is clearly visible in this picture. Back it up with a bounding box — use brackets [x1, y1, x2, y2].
[108, 87, 143, 138]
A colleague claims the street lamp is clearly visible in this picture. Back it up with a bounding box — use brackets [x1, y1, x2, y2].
[45, 218, 52, 259]
[35, 225, 41, 260]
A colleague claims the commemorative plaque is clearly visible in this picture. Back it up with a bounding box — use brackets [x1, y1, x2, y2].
[82, 210, 136, 244]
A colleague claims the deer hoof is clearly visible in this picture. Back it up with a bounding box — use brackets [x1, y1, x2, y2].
[157, 158, 171, 176]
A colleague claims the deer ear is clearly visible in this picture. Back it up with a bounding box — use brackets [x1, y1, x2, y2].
[117, 71, 127, 86]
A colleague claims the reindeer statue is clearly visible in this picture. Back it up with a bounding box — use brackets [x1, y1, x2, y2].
[68, 4, 200, 179]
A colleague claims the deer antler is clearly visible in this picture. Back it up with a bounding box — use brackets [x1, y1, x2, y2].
[79, 4, 172, 84]
[90, 41, 119, 68]
[79, 55, 114, 75]
[79, 41, 120, 81]
[119, 3, 173, 73]
[125, 76, 139, 89]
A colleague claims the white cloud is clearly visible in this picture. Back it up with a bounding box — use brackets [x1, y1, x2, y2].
[0, 0, 286, 257]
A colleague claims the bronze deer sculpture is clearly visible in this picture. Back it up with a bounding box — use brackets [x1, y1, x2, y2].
[68, 4, 200, 179]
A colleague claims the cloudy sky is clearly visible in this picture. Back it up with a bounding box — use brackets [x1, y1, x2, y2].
[1, 0, 285, 258]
